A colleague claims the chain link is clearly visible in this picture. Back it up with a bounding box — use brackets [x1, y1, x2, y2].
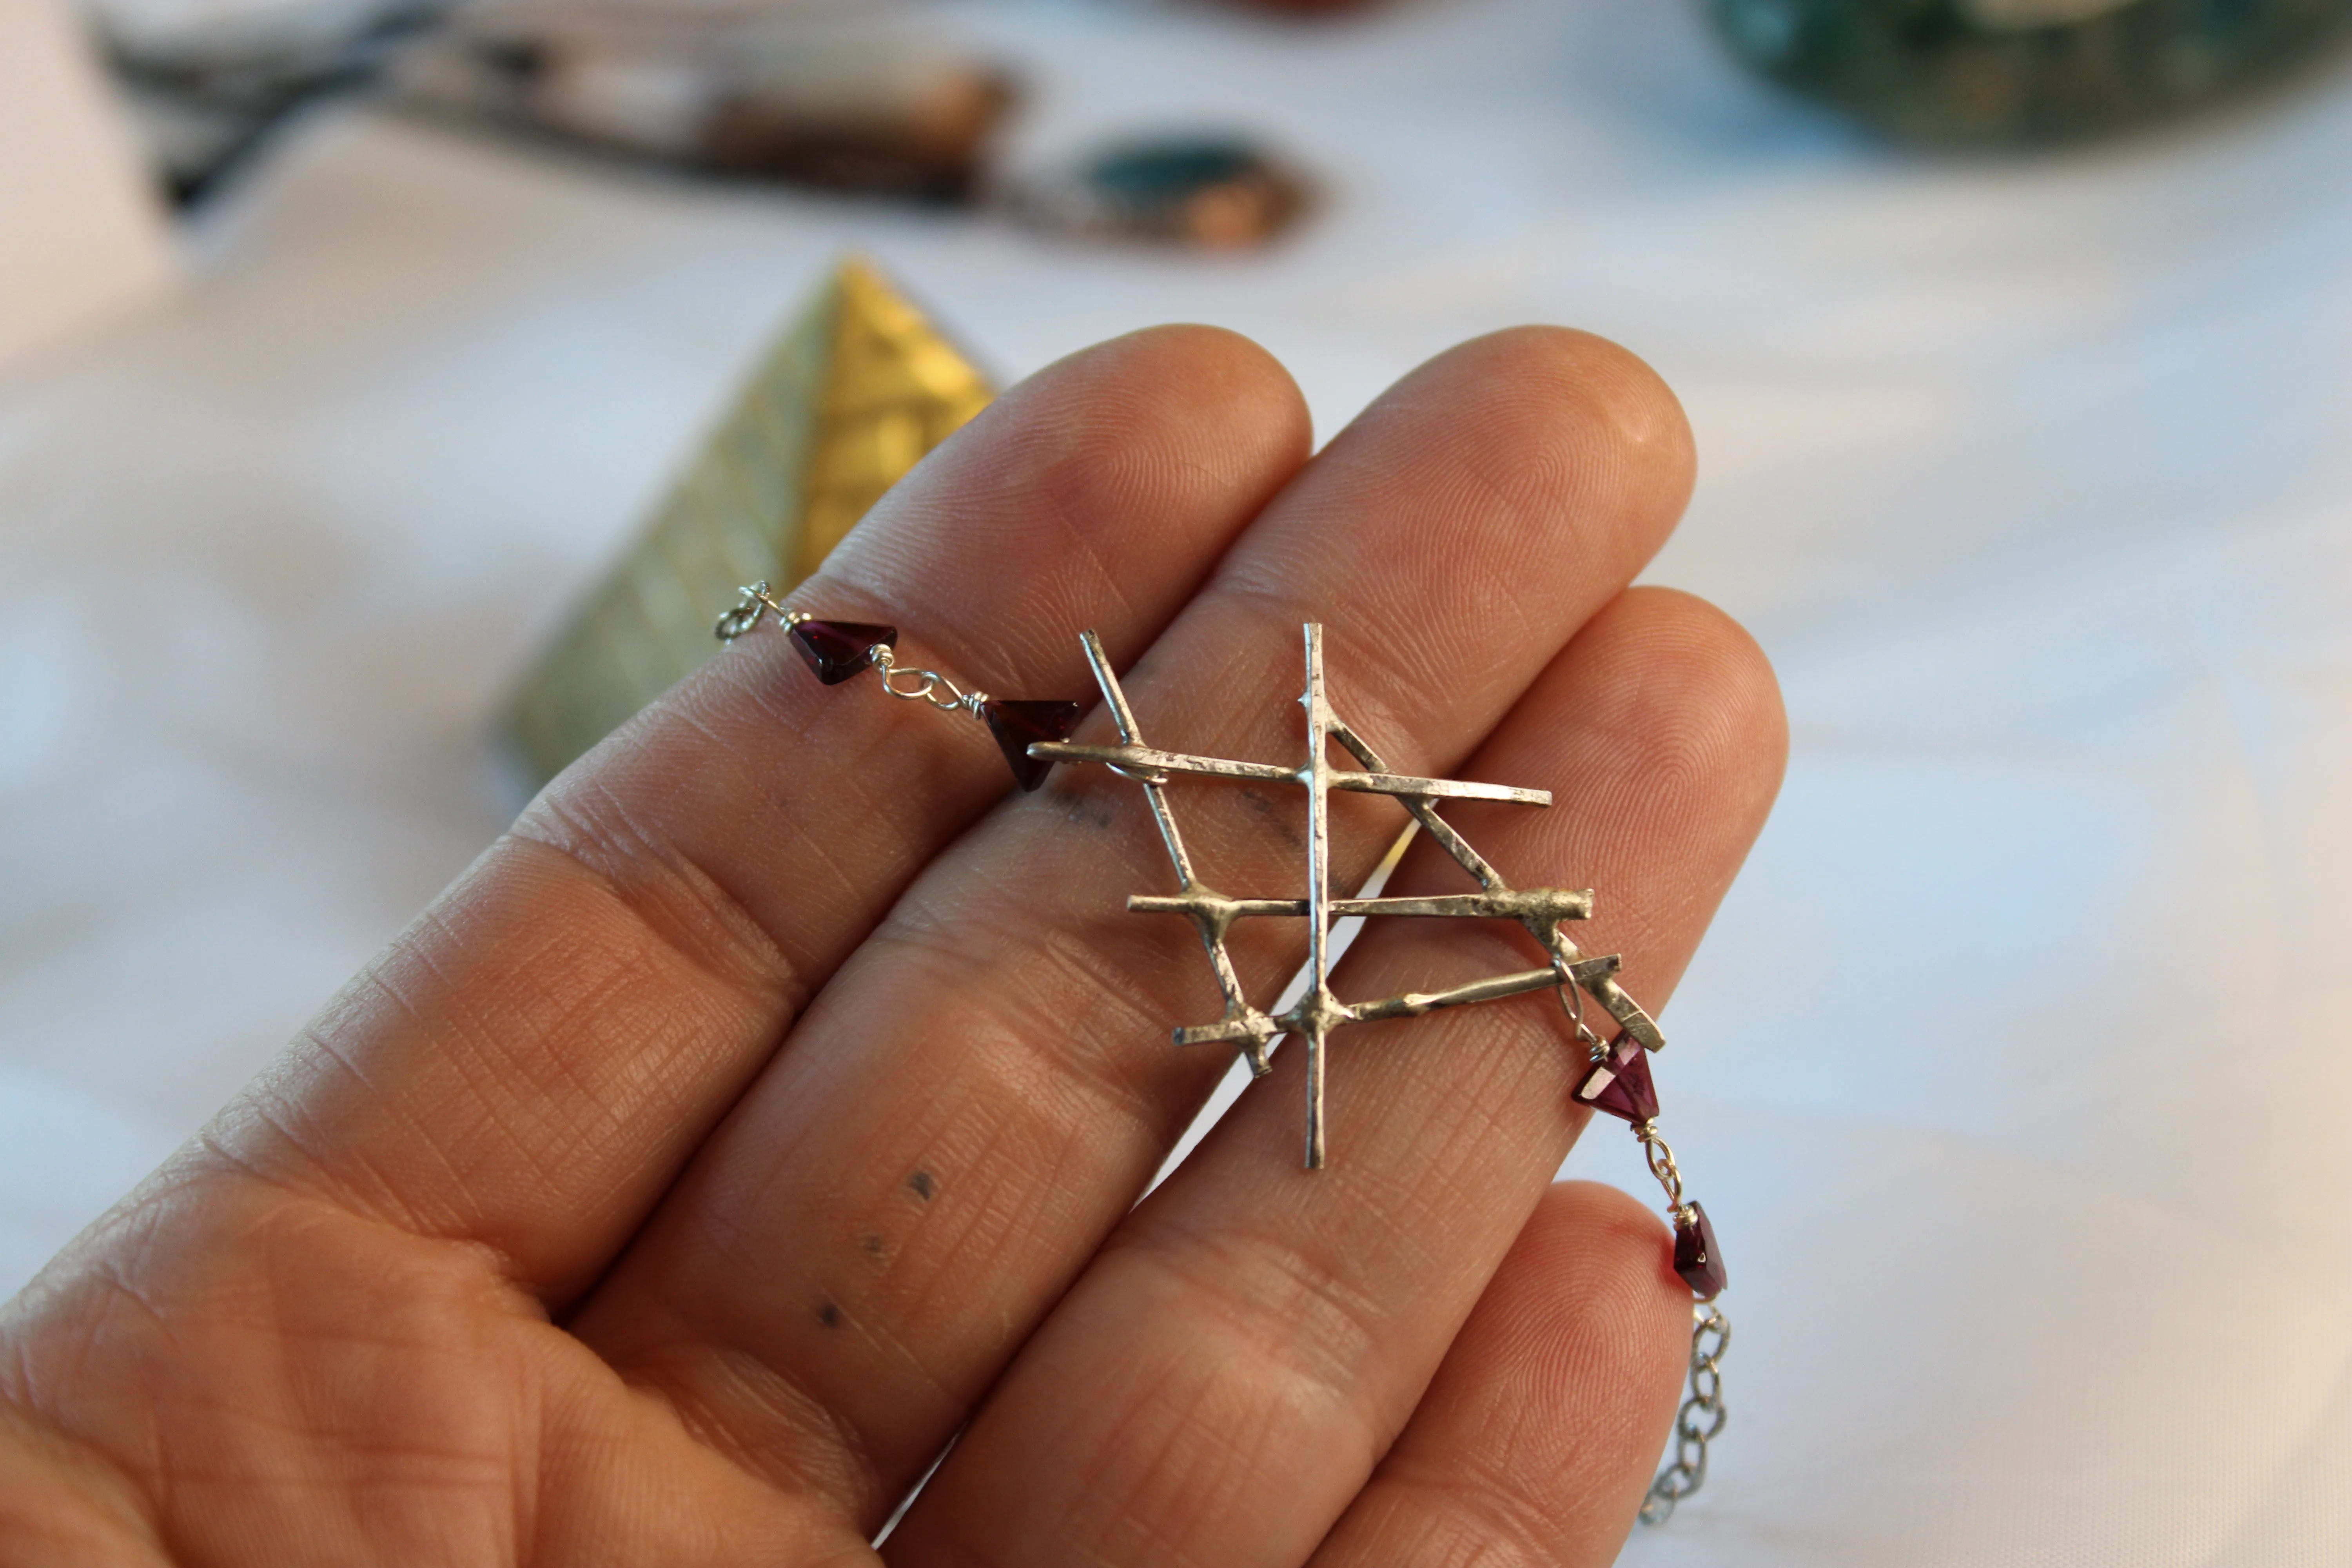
[871, 645, 990, 717]
[1630, 1115, 1722, 1525]
[713, 580, 786, 643]
[1640, 1301, 1729, 1526]
[1556, 962, 1602, 1051]
[1632, 1117, 1686, 1213]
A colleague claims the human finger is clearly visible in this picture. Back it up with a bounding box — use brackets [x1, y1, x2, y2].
[197, 325, 1311, 1301]
[887, 588, 1781, 1566]
[572, 330, 1700, 1531]
[1307, 1181, 1690, 1568]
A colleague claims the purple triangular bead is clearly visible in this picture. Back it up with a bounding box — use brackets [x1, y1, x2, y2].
[789, 619, 896, 684]
[1573, 1035, 1659, 1124]
[980, 699, 1083, 791]
[1673, 1202, 1726, 1301]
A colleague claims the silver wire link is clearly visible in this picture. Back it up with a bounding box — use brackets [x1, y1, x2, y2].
[714, 580, 789, 643]
[1556, 958, 1602, 1048]
[1630, 1114, 1723, 1524]
[1640, 1301, 1730, 1526]
[871, 645, 990, 719]
[1632, 1118, 1686, 1212]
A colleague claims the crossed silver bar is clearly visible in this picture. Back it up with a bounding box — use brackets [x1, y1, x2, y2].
[1029, 624, 1663, 1169]
[1031, 741, 1553, 808]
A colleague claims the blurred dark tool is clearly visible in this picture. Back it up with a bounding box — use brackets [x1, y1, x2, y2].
[388, 5, 1017, 201]
[503, 256, 993, 786]
[1013, 137, 1314, 249]
[1708, 0, 2352, 143]
[98, 0, 448, 205]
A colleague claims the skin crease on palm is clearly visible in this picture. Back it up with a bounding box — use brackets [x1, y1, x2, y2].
[0, 325, 1785, 1568]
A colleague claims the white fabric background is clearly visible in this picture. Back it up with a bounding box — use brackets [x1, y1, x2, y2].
[0, 0, 176, 372]
[5, 0, 2352, 1560]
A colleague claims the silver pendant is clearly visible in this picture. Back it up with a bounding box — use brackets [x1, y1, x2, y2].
[1031, 622, 1663, 1170]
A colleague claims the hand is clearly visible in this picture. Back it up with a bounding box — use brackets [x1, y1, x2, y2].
[0, 327, 1783, 1567]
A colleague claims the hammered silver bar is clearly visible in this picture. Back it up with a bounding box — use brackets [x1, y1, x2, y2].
[1128, 889, 1593, 922]
[1568, 952, 1667, 1053]
[1172, 965, 1566, 1046]
[1076, 630, 1281, 1074]
[1300, 623, 1338, 1169]
[1350, 967, 1566, 1020]
[1027, 741, 1552, 807]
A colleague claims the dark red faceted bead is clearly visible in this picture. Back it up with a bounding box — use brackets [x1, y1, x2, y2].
[1673, 1202, 1726, 1301]
[789, 619, 896, 684]
[980, 699, 1084, 791]
[1573, 1034, 1659, 1124]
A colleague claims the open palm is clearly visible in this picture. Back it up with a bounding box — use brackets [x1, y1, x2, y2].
[0, 326, 1783, 1567]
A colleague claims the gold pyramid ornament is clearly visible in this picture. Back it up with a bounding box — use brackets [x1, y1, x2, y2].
[503, 258, 994, 786]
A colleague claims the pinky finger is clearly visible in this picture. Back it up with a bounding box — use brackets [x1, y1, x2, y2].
[1309, 1181, 1691, 1568]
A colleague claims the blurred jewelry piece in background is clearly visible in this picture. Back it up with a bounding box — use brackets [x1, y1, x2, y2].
[0, 0, 178, 377]
[502, 257, 993, 788]
[1013, 138, 1315, 250]
[91, 0, 446, 204]
[389, 6, 1316, 243]
[1707, 0, 2352, 141]
[87, 0, 1318, 243]
[389, 3, 1019, 203]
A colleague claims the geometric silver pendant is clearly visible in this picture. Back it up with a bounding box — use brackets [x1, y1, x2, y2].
[1029, 622, 1664, 1168]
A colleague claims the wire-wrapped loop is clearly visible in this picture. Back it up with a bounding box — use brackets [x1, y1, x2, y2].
[715, 581, 784, 643]
[873, 646, 989, 717]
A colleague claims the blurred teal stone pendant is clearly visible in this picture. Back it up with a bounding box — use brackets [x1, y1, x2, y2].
[1707, 0, 2352, 143]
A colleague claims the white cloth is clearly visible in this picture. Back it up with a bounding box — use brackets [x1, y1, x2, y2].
[0, 0, 177, 372]
[5, 1, 2351, 1560]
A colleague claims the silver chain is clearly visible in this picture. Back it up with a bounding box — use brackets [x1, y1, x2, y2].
[713, 582, 990, 721]
[1640, 1301, 1729, 1525]
[1630, 1116, 1726, 1525]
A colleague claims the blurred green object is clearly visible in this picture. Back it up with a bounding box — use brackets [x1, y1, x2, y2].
[501, 258, 992, 790]
[1016, 137, 1314, 249]
[1706, 0, 2352, 142]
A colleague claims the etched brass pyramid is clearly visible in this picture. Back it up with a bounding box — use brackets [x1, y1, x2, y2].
[503, 258, 995, 786]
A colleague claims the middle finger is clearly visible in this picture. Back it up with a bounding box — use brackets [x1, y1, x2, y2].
[571, 328, 1696, 1529]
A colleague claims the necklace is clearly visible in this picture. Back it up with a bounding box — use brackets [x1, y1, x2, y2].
[719, 583, 1731, 1522]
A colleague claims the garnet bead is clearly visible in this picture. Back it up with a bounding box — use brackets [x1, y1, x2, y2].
[1673, 1202, 1726, 1301]
[980, 699, 1083, 791]
[1573, 1034, 1659, 1124]
[789, 619, 897, 684]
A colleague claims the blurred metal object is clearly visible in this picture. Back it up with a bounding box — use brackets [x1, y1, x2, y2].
[94, 2, 1318, 241]
[389, 5, 1018, 201]
[1707, 0, 2352, 143]
[502, 257, 993, 788]
[96, 0, 447, 205]
[1016, 136, 1313, 249]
